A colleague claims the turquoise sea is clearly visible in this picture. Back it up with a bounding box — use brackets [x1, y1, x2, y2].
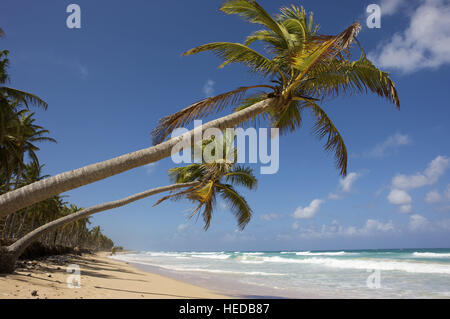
[110, 248, 450, 298]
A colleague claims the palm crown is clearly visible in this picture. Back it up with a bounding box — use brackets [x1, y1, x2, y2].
[152, 0, 400, 176]
[155, 136, 257, 230]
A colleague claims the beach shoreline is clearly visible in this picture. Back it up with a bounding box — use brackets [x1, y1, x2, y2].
[0, 252, 228, 299]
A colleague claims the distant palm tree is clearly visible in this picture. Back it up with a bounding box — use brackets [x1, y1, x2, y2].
[9, 112, 56, 182]
[0, 1, 399, 217]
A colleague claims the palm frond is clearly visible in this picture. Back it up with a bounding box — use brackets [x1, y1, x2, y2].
[244, 29, 288, 54]
[277, 5, 319, 36]
[288, 22, 361, 90]
[224, 165, 257, 189]
[303, 55, 400, 109]
[220, 0, 289, 42]
[168, 164, 203, 183]
[270, 100, 304, 135]
[233, 94, 268, 112]
[217, 183, 252, 230]
[153, 185, 199, 207]
[304, 99, 348, 176]
[186, 181, 216, 230]
[182, 42, 279, 76]
[0, 87, 48, 110]
[151, 85, 271, 144]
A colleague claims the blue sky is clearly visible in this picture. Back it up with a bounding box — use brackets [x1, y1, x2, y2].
[1, 0, 450, 251]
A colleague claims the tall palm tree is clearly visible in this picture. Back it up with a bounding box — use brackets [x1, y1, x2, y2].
[0, 1, 399, 217]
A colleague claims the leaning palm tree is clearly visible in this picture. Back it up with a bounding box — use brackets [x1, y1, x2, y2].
[0, 1, 399, 217]
[0, 137, 257, 273]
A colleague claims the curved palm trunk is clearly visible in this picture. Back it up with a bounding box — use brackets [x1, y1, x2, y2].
[0, 181, 199, 273]
[0, 98, 275, 218]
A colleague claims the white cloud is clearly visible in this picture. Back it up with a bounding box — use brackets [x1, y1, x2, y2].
[365, 133, 412, 158]
[177, 223, 189, 232]
[425, 190, 443, 203]
[387, 156, 449, 213]
[392, 156, 449, 190]
[387, 189, 412, 205]
[370, 0, 450, 73]
[260, 213, 281, 221]
[364, 219, 395, 232]
[328, 192, 342, 200]
[380, 0, 406, 15]
[202, 79, 215, 97]
[292, 221, 299, 230]
[293, 219, 396, 239]
[408, 215, 450, 232]
[425, 185, 450, 204]
[408, 214, 430, 231]
[399, 204, 412, 214]
[292, 199, 324, 219]
[339, 172, 360, 192]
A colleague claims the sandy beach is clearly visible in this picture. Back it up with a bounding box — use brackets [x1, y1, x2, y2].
[0, 252, 227, 299]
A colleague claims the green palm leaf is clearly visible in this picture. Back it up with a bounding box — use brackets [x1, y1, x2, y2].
[303, 55, 400, 109]
[0, 87, 48, 110]
[303, 99, 348, 176]
[220, 0, 289, 43]
[217, 183, 252, 230]
[152, 85, 273, 144]
[288, 23, 362, 91]
[270, 100, 303, 135]
[224, 165, 257, 189]
[183, 42, 279, 76]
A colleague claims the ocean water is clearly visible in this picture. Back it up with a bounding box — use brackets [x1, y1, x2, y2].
[110, 248, 450, 298]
